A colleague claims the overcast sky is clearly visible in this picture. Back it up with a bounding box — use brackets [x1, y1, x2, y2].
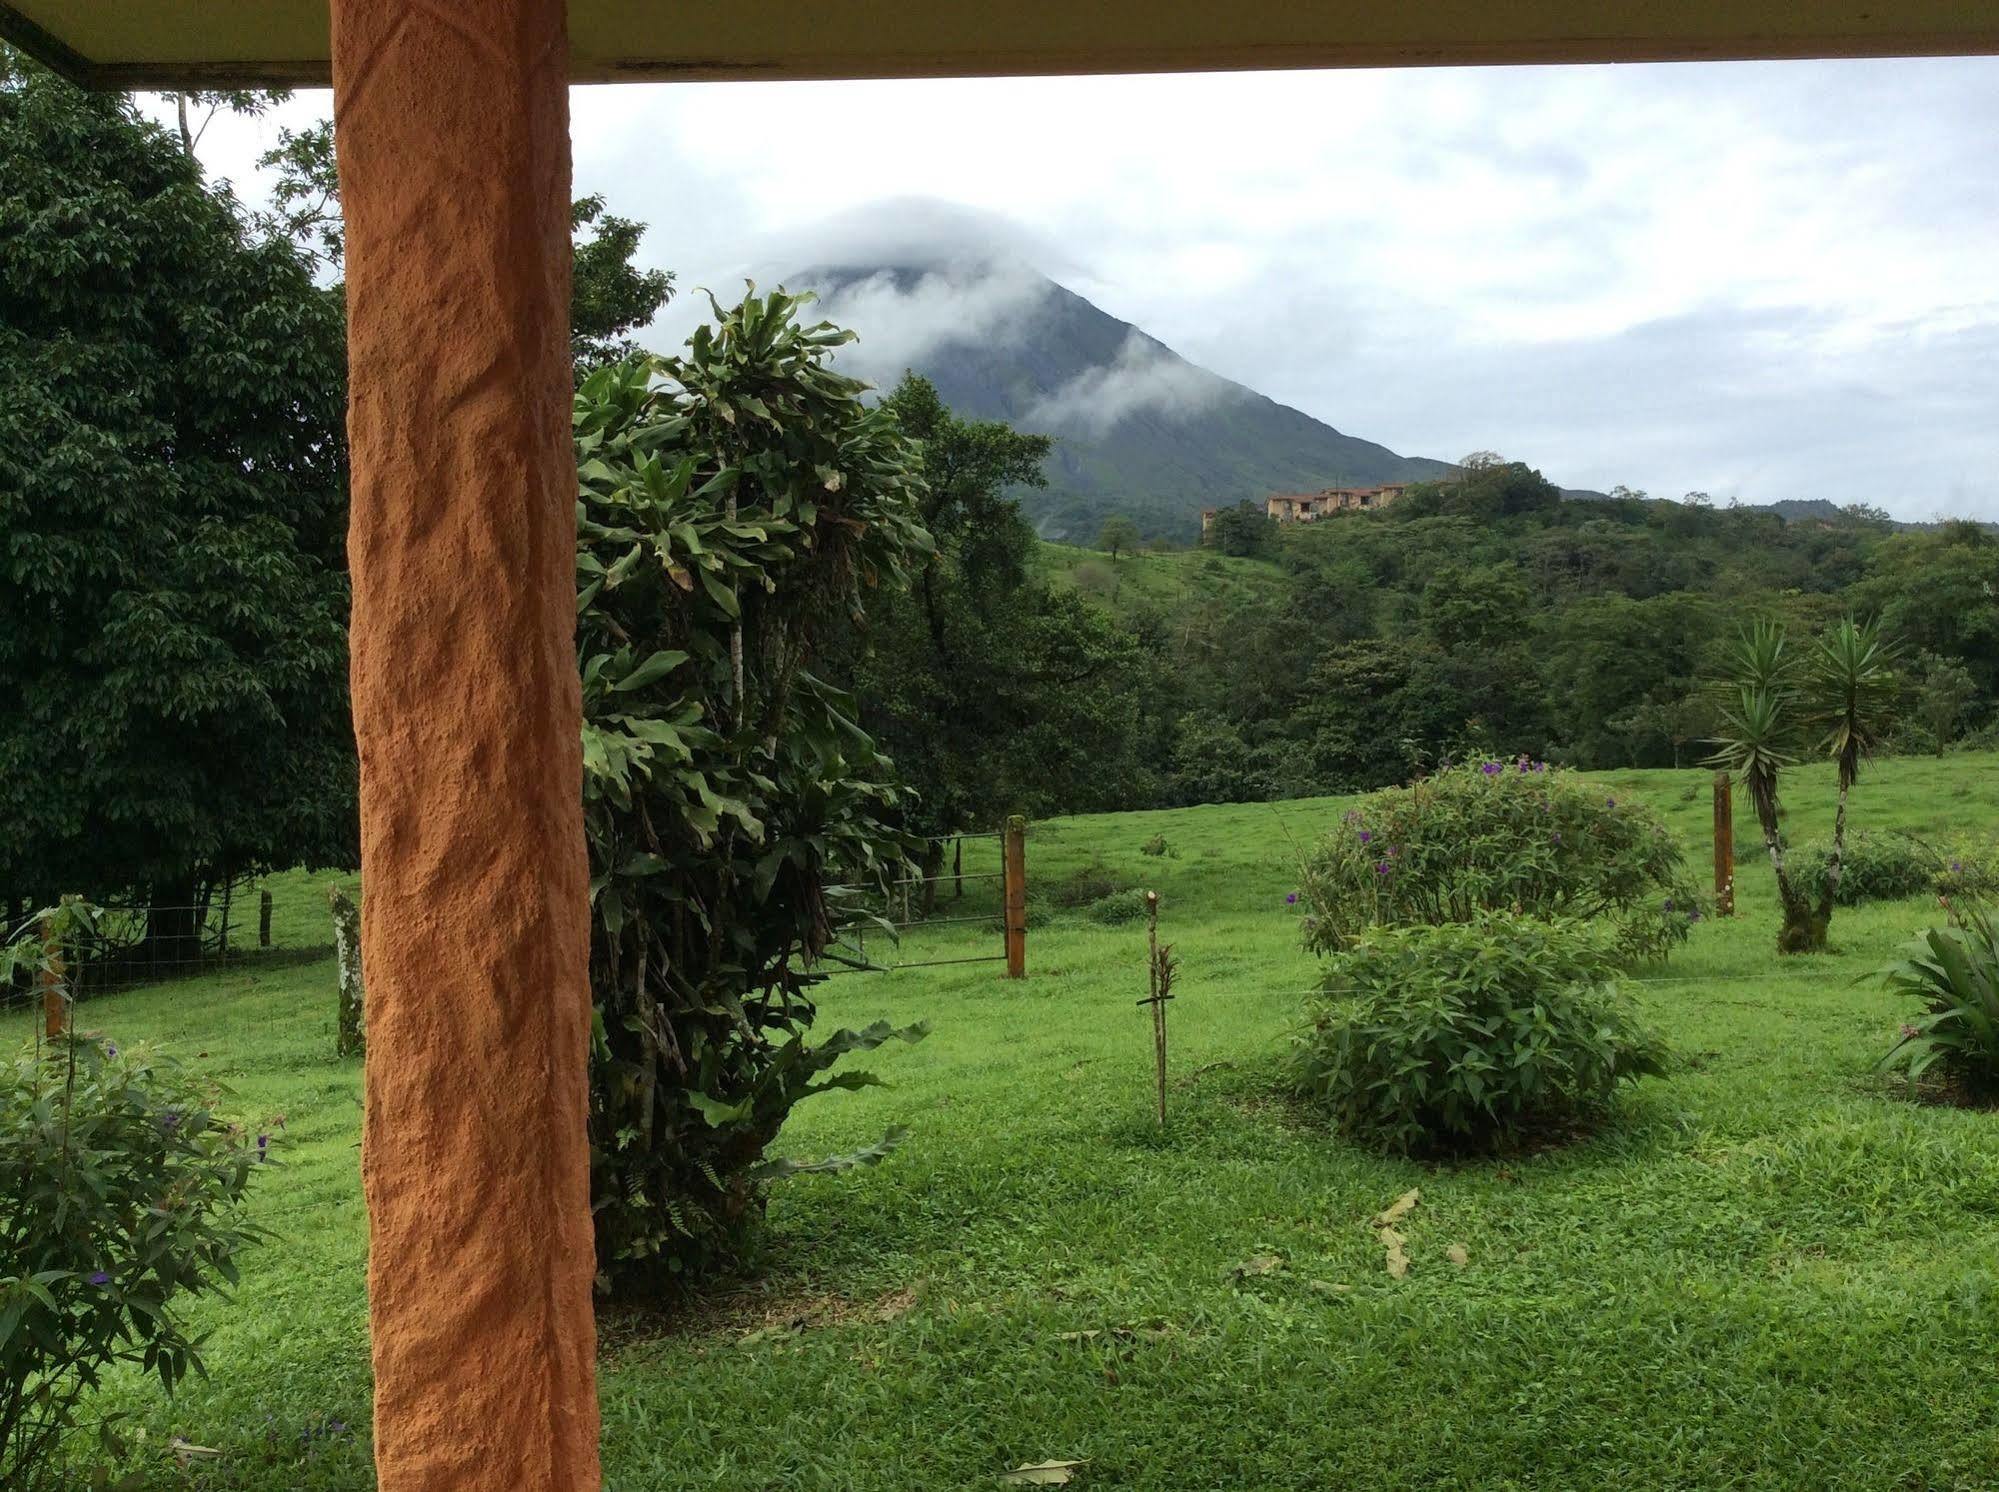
[164, 57, 1999, 520]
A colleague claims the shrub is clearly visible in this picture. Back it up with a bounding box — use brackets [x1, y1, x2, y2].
[1298, 761, 1701, 966]
[1085, 888, 1152, 925]
[1289, 914, 1667, 1154]
[1877, 901, 1999, 1100]
[1139, 834, 1170, 858]
[1048, 857, 1128, 909]
[576, 295, 931, 1291]
[1788, 832, 1936, 906]
[2, 1037, 264, 1490]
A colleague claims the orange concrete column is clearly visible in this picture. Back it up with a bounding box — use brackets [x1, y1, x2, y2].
[327, 3, 598, 1488]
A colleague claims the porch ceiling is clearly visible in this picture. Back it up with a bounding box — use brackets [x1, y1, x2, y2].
[6, 0, 1999, 90]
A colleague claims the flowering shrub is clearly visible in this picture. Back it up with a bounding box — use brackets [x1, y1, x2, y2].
[1289, 914, 1668, 1154]
[2, 1036, 264, 1489]
[1298, 761, 1701, 966]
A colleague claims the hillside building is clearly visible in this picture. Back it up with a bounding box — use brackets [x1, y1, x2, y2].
[1265, 484, 1411, 524]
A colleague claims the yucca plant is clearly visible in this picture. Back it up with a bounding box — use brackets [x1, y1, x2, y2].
[1805, 617, 1900, 923]
[1705, 616, 1899, 954]
[1876, 900, 1999, 1100]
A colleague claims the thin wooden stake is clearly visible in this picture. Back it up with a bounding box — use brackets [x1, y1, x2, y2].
[1136, 891, 1176, 1128]
[1713, 770, 1736, 917]
[39, 913, 65, 1040]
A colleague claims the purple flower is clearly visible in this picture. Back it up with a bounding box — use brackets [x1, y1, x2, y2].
[103, 1042, 117, 1059]
[1480, 761, 1503, 776]
[1606, 797, 1617, 808]
[161, 1111, 180, 1131]
[1951, 860, 1964, 874]
[1358, 829, 1373, 844]
[1663, 899, 1675, 912]
[88, 1271, 110, 1286]
[1374, 861, 1392, 876]
[1550, 832, 1563, 846]
[1688, 910, 1703, 923]
[1901, 1023, 1921, 1039]
[1285, 893, 1298, 905]
[257, 1133, 270, 1160]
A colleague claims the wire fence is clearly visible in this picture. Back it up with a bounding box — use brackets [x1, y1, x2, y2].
[823, 830, 1015, 974]
[2, 874, 270, 1007]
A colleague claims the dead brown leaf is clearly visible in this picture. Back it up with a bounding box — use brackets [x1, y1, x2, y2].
[1379, 1226, 1410, 1279]
[1372, 1188, 1421, 1228]
[1446, 1243, 1470, 1269]
[1000, 1460, 1086, 1484]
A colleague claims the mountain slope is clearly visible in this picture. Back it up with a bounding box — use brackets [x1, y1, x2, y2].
[802, 262, 1453, 541]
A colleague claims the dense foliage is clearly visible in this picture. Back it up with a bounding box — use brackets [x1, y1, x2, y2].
[1876, 901, 1999, 1102]
[1290, 913, 1667, 1154]
[576, 293, 931, 1289]
[843, 376, 1147, 885]
[1297, 762, 1700, 966]
[1040, 465, 1995, 815]
[1788, 832, 1938, 908]
[1, 1033, 263, 1489]
[0, 61, 355, 929]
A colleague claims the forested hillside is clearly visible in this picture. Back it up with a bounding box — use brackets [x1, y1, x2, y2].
[1039, 466, 1999, 807]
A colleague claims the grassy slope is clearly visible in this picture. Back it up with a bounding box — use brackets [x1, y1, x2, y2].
[1033, 540, 1286, 620]
[12, 759, 1999, 1490]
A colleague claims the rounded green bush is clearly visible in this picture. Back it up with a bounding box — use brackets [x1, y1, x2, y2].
[1790, 831, 1957, 907]
[1085, 887, 1152, 924]
[1298, 760, 1702, 966]
[1289, 913, 1668, 1154]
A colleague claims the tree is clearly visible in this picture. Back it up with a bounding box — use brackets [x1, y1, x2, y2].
[254, 120, 673, 368]
[1804, 617, 1899, 926]
[1915, 652, 1977, 756]
[1707, 622, 1814, 951]
[569, 194, 674, 373]
[0, 59, 355, 935]
[1097, 514, 1141, 559]
[1205, 500, 1276, 557]
[845, 376, 1147, 887]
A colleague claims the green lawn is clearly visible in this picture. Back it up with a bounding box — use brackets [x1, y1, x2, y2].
[13, 756, 1999, 1489]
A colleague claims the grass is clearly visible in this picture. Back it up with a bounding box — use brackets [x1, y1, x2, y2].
[11, 756, 1999, 1489]
[1033, 539, 1287, 621]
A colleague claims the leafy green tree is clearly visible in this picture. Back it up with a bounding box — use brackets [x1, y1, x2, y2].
[1096, 514, 1141, 559]
[0, 60, 355, 936]
[1707, 622, 1813, 950]
[1204, 500, 1276, 557]
[1914, 652, 1977, 756]
[844, 377, 1147, 880]
[252, 120, 673, 370]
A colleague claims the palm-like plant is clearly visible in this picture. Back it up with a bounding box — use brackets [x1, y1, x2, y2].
[1805, 617, 1900, 921]
[1706, 621, 1815, 949]
[1877, 899, 1999, 1099]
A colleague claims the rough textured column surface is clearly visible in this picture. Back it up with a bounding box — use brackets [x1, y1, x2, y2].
[327, 3, 598, 1487]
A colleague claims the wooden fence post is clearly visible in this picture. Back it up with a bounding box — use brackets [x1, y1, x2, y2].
[39, 914, 65, 1040]
[1713, 770, 1735, 917]
[259, 888, 274, 948]
[1003, 816, 1027, 980]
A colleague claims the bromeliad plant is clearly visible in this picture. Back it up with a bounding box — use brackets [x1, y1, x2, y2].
[576, 289, 932, 1291]
[1876, 899, 1999, 1102]
[1706, 616, 1899, 953]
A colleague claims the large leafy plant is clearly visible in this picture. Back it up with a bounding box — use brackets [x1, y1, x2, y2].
[1706, 616, 1898, 952]
[576, 291, 932, 1290]
[1297, 761, 1701, 967]
[1876, 900, 1999, 1101]
[1, 1031, 264, 1490]
[1289, 913, 1666, 1154]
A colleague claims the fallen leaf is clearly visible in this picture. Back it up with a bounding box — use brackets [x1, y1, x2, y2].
[1372, 1188, 1421, 1228]
[1308, 1279, 1352, 1297]
[1230, 1253, 1285, 1282]
[169, 1438, 222, 1466]
[1380, 1226, 1410, 1279]
[1446, 1243, 1470, 1269]
[1000, 1459, 1086, 1484]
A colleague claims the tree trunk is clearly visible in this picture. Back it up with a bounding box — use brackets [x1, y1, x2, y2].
[918, 841, 946, 918]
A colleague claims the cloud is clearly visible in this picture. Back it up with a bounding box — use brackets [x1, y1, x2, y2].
[810, 259, 1052, 383]
[1024, 330, 1237, 435]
